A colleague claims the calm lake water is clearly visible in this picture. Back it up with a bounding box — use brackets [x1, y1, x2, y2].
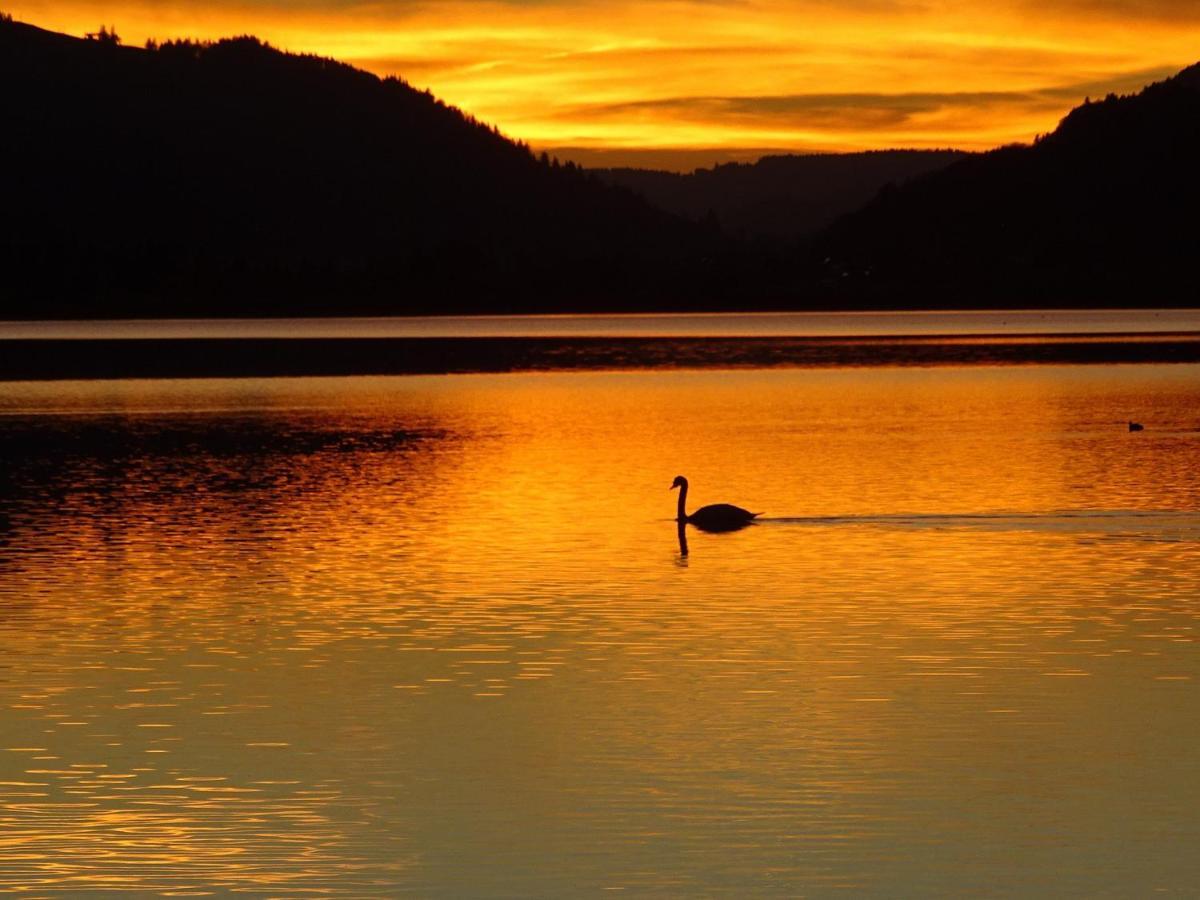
[2, 356, 1199, 894]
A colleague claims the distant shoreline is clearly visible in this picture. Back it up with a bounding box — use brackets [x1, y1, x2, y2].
[4, 335, 1200, 381]
[3, 309, 1199, 340]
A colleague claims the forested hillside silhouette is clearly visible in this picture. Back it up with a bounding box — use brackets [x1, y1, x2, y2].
[814, 65, 1200, 305]
[0, 17, 790, 317]
[595, 151, 964, 241]
[5, 14, 1199, 316]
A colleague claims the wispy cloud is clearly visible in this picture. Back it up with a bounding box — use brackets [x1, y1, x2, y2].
[564, 66, 1179, 130]
[1014, 0, 1200, 22]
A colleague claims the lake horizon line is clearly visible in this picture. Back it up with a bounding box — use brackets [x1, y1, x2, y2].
[4, 308, 1200, 341]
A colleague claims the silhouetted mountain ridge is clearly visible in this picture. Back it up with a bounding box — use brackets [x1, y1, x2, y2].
[4, 14, 1199, 315]
[0, 17, 786, 316]
[815, 62, 1200, 305]
[595, 150, 966, 241]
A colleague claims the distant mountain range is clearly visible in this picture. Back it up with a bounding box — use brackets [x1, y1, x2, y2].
[594, 151, 966, 241]
[3, 14, 1198, 316]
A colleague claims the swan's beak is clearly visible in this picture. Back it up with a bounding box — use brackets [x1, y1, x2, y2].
[669, 483, 679, 491]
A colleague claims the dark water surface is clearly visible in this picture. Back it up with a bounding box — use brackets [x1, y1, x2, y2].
[3, 310, 1200, 379]
[1, 365, 1199, 895]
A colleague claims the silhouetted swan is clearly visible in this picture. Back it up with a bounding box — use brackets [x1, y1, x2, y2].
[1128, 421, 1144, 432]
[671, 475, 759, 532]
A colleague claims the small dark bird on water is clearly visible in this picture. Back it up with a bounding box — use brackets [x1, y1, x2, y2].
[1129, 421, 1144, 432]
[671, 475, 759, 532]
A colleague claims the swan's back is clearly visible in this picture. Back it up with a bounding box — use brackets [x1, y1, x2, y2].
[688, 503, 759, 532]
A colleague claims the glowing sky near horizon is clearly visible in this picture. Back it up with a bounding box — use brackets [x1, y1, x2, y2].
[8, 0, 1200, 168]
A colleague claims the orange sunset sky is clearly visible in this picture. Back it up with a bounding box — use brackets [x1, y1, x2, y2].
[8, 0, 1200, 169]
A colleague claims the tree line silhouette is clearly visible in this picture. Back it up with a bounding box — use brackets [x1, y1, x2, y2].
[3, 13, 1198, 316]
[0, 17, 793, 317]
[812, 65, 1200, 305]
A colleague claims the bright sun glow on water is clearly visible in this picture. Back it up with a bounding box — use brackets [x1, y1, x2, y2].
[1, 364, 1198, 894]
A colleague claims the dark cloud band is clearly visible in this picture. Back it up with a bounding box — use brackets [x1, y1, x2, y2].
[547, 66, 1179, 131]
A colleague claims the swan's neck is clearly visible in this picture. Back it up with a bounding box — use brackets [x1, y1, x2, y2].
[676, 483, 688, 521]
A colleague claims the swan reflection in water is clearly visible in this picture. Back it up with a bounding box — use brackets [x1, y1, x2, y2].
[672, 475, 759, 557]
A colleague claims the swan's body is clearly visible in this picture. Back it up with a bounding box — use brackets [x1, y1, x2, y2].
[671, 475, 758, 532]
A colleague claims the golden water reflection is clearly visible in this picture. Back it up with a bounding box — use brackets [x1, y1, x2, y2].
[1, 366, 1199, 894]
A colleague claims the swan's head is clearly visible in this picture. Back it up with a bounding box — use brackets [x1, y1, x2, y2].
[670, 475, 688, 491]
